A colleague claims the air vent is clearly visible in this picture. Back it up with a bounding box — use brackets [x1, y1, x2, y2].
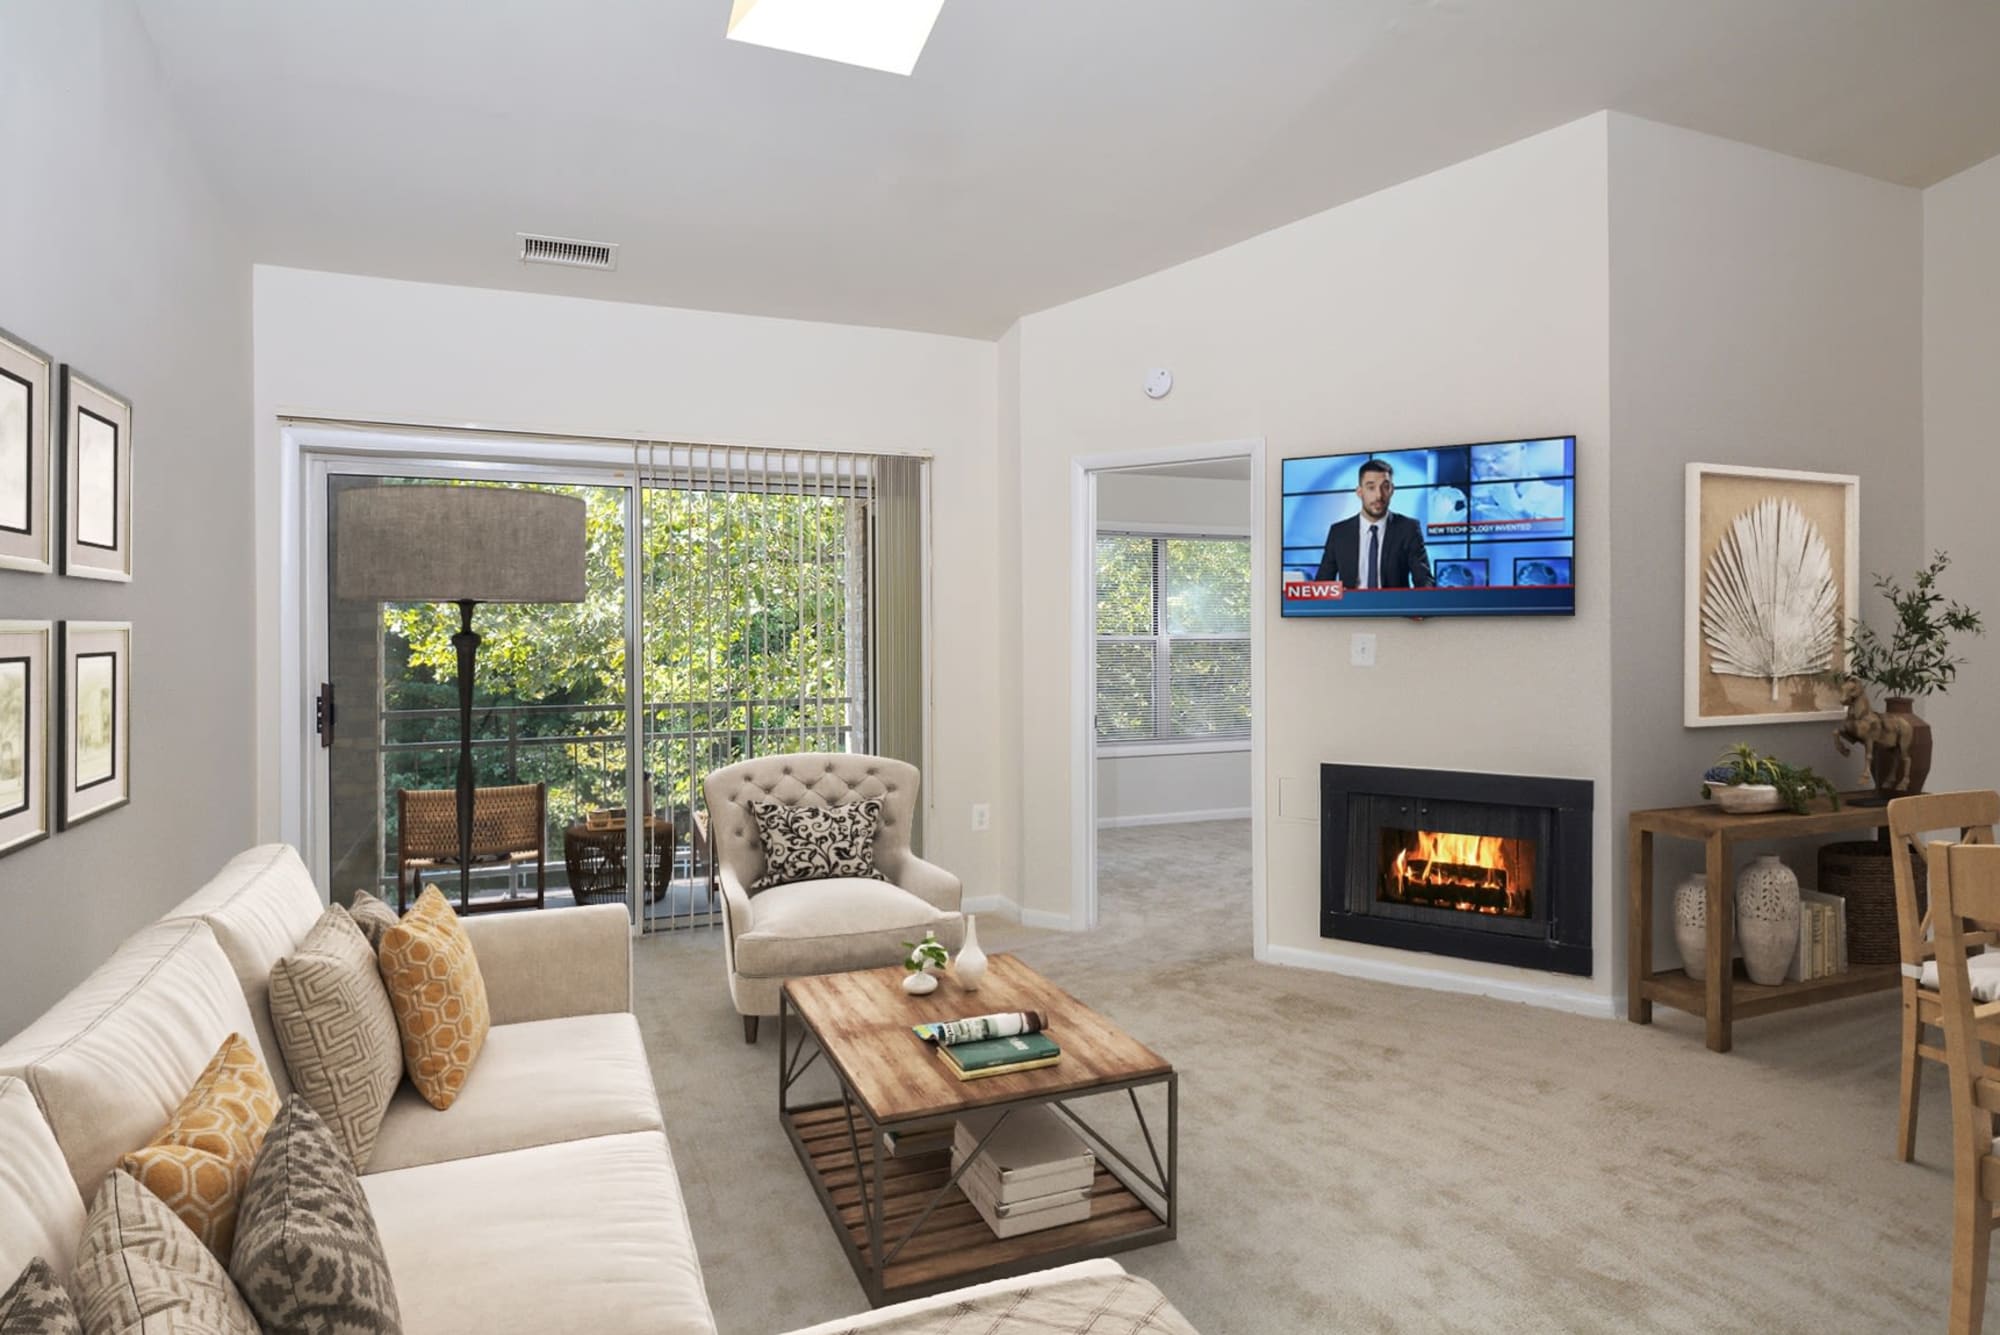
[518, 233, 619, 271]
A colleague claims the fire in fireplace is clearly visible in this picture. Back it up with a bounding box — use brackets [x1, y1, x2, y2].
[1379, 827, 1537, 918]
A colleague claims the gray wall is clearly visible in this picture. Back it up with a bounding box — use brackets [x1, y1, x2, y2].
[0, 0, 254, 1035]
[1607, 115, 1924, 975]
[1921, 150, 2000, 794]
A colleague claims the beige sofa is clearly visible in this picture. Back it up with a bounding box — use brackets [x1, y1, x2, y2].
[705, 753, 965, 1042]
[0, 844, 1175, 1334]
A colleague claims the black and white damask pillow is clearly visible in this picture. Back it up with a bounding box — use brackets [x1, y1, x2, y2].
[0, 1258, 79, 1335]
[229, 1098, 401, 1335]
[749, 799, 888, 891]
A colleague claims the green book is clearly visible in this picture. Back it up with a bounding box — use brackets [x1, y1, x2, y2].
[942, 1033, 1060, 1072]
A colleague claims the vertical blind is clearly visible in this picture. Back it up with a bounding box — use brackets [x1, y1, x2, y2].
[1095, 532, 1251, 745]
[636, 444, 928, 929]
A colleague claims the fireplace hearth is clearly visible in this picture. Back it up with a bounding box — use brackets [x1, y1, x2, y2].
[1322, 765, 1592, 975]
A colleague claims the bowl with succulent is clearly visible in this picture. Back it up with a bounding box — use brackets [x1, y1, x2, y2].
[1701, 743, 1842, 816]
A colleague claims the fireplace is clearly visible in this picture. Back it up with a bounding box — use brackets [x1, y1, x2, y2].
[1321, 765, 1592, 975]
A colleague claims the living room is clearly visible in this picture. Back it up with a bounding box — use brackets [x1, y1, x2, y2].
[4, 2, 2000, 1332]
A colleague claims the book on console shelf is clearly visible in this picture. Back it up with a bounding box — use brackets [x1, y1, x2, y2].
[1785, 889, 1847, 983]
[880, 1118, 957, 1158]
[937, 1032, 1062, 1081]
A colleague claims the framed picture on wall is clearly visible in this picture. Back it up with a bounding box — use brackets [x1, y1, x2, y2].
[60, 367, 133, 582]
[0, 621, 52, 857]
[0, 327, 53, 574]
[1684, 463, 1860, 727]
[58, 621, 130, 828]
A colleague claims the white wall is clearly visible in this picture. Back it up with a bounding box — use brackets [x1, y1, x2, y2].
[1923, 150, 2000, 793]
[1015, 116, 1616, 1006]
[1606, 116, 1924, 975]
[0, 0, 253, 1035]
[1094, 471, 1252, 826]
[250, 268, 1007, 906]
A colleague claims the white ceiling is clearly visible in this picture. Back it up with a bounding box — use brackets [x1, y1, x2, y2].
[133, 0, 2000, 338]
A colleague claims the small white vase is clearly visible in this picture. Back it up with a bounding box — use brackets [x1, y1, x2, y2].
[955, 915, 988, 991]
[901, 970, 939, 996]
[1736, 854, 1801, 986]
[1672, 875, 1710, 981]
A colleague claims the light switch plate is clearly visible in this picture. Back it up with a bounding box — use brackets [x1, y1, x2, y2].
[1350, 633, 1377, 668]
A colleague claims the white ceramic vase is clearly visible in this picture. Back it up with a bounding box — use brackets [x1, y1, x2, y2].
[1735, 854, 1801, 986]
[901, 969, 939, 996]
[955, 915, 988, 991]
[1672, 874, 1710, 981]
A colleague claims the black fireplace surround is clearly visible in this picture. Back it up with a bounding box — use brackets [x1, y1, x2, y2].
[1321, 764, 1593, 976]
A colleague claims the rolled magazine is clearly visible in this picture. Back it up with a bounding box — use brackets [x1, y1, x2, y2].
[912, 1010, 1048, 1046]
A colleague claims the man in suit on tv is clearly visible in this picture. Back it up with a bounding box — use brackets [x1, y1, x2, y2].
[1313, 459, 1435, 589]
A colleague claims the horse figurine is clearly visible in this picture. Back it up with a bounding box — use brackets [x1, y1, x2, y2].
[1834, 677, 1915, 791]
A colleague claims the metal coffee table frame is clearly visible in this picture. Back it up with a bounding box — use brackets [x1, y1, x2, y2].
[778, 989, 1178, 1307]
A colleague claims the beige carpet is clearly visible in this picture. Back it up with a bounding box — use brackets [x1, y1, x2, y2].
[634, 820, 1969, 1333]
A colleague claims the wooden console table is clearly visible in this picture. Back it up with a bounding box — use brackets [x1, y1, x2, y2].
[1628, 795, 1900, 1052]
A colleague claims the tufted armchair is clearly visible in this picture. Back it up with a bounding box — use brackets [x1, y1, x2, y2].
[703, 753, 964, 1042]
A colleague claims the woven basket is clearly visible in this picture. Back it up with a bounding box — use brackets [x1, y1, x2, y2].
[1818, 840, 1921, 967]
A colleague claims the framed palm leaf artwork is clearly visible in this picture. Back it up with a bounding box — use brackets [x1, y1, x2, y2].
[0, 327, 53, 574]
[60, 367, 133, 581]
[1684, 463, 1859, 727]
[0, 621, 51, 857]
[58, 621, 130, 827]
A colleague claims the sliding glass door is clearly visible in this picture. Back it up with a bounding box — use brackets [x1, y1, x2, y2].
[308, 436, 927, 933]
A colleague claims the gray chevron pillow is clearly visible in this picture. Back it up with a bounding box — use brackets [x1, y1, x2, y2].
[344, 890, 400, 951]
[0, 1258, 79, 1335]
[229, 1099, 402, 1335]
[70, 1171, 258, 1335]
[749, 798, 888, 891]
[268, 905, 402, 1171]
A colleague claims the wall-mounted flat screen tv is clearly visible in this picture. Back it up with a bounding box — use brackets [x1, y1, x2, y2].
[1280, 436, 1576, 618]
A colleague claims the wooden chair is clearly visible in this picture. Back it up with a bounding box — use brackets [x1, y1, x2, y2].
[1923, 838, 2000, 1332]
[395, 781, 548, 913]
[1888, 790, 2000, 1161]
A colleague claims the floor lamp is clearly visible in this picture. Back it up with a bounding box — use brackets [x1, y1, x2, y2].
[336, 485, 587, 908]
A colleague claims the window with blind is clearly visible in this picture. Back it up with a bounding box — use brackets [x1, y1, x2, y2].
[1095, 532, 1251, 746]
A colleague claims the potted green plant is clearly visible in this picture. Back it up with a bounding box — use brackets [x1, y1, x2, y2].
[1841, 552, 1984, 793]
[900, 930, 948, 995]
[1701, 743, 1842, 815]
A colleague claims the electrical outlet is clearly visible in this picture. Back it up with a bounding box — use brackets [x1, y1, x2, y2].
[971, 803, 991, 831]
[1350, 633, 1377, 668]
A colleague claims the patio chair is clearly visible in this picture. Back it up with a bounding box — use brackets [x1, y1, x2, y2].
[1923, 837, 2000, 1332]
[395, 781, 548, 913]
[1886, 791, 2000, 1161]
[704, 753, 962, 1042]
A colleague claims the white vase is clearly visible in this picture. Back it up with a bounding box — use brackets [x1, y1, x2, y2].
[955, 915, 988, 991]
[1672, 875, 1710, 981]
[1735, 854, 1801, 986]
[901, 970, 939, 996]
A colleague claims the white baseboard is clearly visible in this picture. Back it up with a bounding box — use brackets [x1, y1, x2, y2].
[1258, 944, 1617, 1019]
[1020, 907, 1075, 931]
[1096, 807, 1252, 830]
[961, 895, 1018, 918]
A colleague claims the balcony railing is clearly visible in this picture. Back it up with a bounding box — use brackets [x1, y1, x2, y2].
[369, 696, 857, 909]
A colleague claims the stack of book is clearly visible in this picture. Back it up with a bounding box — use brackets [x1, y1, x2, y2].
[951, 1107, 1095, 1239]
[937, 1031, 1061, 1082]
[1787, 888, 1848, 982]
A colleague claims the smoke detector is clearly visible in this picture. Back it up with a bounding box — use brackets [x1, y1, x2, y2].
[518, 233, 619, 271]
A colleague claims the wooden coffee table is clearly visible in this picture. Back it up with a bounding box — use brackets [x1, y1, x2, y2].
[779, 953, 1177, 1306]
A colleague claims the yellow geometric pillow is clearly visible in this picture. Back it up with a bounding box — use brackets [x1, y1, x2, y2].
[377, 885, 490, 1111]
[117, 1032, 279, 1259]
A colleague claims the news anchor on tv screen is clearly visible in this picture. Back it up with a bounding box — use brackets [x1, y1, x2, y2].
[1312, 459, 1434, 589]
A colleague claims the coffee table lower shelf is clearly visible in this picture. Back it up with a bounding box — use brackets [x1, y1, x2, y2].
[784, 1102, 1172, 1305]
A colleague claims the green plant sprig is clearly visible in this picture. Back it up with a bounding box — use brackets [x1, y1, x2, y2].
[1845, 551, 1984, 700]
[1700, 742, 1842, 815]
[901, 935, 948, 973]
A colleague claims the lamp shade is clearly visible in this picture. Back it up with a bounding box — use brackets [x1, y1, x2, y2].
[335, 486, 587, 604]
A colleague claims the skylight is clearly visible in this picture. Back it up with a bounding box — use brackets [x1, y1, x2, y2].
[725, 0, 946, 76]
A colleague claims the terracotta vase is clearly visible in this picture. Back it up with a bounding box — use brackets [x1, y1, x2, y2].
[1735, 854, 1801, 986]
[1870, 697, 1933, 796]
